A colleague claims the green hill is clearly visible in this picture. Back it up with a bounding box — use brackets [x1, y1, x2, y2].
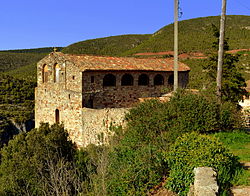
[0, 52, 45, 73]
[122, 15, 250, 56]
[0, 47, 63, 54]
[62, 34, 151, 56]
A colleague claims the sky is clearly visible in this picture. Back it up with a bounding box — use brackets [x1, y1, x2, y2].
[0, 0, 249, 50]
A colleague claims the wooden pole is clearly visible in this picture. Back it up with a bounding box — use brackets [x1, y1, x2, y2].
[174, 0, 179, 91]
[216, 0, 227, 103]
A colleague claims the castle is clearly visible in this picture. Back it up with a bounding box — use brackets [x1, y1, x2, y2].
[35, 52, 190, 147]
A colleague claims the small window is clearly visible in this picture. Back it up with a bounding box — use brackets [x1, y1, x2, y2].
[138, 74, 149, 86]
[168, 74, 174, 86]
[55, 109, 60, 123]
[154, 74, 164, 85]
[54, 63, 60, 83]
[72, 76, 75, 80]
[103, 74, 116, 87]
[42, 64, 49, 83]
[68, 94, 71, 99]
[121, 74, 134, 86]
[91, 76, 95, 83]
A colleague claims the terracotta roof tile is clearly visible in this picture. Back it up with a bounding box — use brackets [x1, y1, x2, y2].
[50, 52, 190, 72]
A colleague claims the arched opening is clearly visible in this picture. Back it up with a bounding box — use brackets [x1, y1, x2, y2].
[154, 74, 164, 85]
[103, 74, 116, 87]
[55, 109, 60, 123]
[121, 74, 134, 86]
[42, 64, 49, 83]
[138, 74, 149, 86]
[168, 74, 174, 86]
[54, 63, 60, 83]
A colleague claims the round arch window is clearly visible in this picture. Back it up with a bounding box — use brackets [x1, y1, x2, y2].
[103, 74, 116, 87]
[121, 74, 134, 86]
[154, 74, 164, 85]
[42, 64, 49, 83]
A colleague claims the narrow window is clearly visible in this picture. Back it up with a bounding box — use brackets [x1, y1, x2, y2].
[55, 109, 60, 123]
[103, 74, 116, 87]
[168, 74, 174, 86]
[72, 76, 75, 80]
[121, 74, 134, 86]
[91, 76, 95, 83]
[138, 74, 149, 86]
[154, 74, 164, 85]
[42, 64, 49, 83]
[54, 63, 60, 83]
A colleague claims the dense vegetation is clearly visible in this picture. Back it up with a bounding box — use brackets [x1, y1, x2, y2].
[0, 52, 45, 73]
[106, 91, 244, 196]
[0, 74, 35, 147]
[0, 123, 81, 195]
[0, 91, 246, 196]
[62, 34, 151, 56]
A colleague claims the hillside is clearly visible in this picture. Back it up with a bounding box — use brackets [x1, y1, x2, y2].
[62, 34, 151, 56]
[0, 47, 63, 54]
[122, 15, 250, 56]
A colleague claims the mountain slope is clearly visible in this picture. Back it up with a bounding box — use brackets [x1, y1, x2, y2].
[122, 15, 250, 56]
[62, 34, 151, 56]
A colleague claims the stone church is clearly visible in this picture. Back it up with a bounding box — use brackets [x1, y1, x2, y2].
[35, 52, 190, 147]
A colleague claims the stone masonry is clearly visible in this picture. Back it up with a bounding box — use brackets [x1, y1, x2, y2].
[35, 52, 190, 147]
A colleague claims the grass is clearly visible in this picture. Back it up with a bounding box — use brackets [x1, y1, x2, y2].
[212, 130, 250, 186]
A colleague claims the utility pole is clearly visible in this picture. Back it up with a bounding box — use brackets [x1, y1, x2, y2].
[216, 0, 227, 103]
[174, 0, 179, 91]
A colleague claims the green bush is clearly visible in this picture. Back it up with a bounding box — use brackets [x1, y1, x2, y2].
[0, 123, 81, 195]
[220, 102, 244, 131]
[164, 132, 242, 196]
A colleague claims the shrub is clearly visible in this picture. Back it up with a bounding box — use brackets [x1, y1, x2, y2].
[220, 102, 244, 131]
[0, 123, 81, 195]
[164, 132, 242, 196]
[107, 91, 243, 196]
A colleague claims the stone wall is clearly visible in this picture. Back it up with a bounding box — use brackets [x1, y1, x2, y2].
[71, 108, 128, 148]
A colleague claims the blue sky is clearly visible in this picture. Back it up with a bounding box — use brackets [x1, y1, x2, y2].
[0, 0, 249, 50]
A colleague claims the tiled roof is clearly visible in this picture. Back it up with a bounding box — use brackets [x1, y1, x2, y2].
[50, 52, 190, 72]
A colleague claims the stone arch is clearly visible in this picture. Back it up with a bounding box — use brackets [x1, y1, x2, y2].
[121, 74, 134, 86]
[103, 74, 116, 87]
[42, 64, 49, 83]
[55, 109, 60, 123]
[168, 74, 174, 86]
[54, 63, 60, 83]
[138, 74, 149, 86]
[154, 74, 164, 85]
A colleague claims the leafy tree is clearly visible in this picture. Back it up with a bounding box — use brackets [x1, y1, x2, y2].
[203, 25, 248, 103]
[0, 123, 83, 196]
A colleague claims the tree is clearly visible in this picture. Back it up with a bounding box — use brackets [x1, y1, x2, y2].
[203, 25, 248, 103]
[0, 123, 83, 196]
